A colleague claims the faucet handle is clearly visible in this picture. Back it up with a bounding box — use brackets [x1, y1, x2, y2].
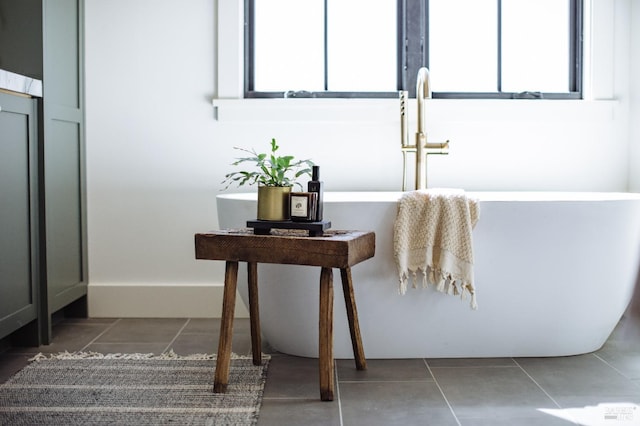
[425, 140, 450, 155]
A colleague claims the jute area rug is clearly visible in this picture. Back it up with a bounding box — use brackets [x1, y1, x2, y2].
[0, 351, 270, 425]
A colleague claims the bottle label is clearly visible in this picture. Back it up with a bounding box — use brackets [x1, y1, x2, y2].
[291, 195, 309, 217]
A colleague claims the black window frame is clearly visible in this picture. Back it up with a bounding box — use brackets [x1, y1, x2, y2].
[244, 0, 583, 99]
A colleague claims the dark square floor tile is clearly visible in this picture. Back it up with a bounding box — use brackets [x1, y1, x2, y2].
[337, 358, 432, 382]
[56, 317, 118, 325]
[596, 351, 640, 380]
[171, 317, 269, 356]
[94, 318, 188, 344]
[516, 354, 640, 399]
[262, 355, 323, 399]
[459, 415, 578, 425]
[595, 343, 640, 380]
[170, 333, 219, 355]
[34, 321, 118, 354]
[181, 318, 252, 335]
[539, 394, 640, 425]
[181, 318, 221, 334]
[535, 399, 640, 426]
[169, 331, 253, 356]
[0, 353, 33, 383]
[339, 380, 458, 426]
[601, 315, 640, 352]
[431, 366, 556, 420]
[258, 398, 341, 426]
[182, 318, 251, 334]
[607, 318, 640, 344]
[84, 342, 172, 355]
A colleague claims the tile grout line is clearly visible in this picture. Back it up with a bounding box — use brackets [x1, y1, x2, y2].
[261, 396, 326, 401]
[425, 365, 521, 369]
[335, 361, 345, 426]
[80, 318, 122, 352]
[339, 379, 434, 384]
[163, 318, 192, 353]
[593, 352, 640, 382]
[423, 358, 462, 426]
[511, 357, 584, 425]
[511, 358, 565, 409]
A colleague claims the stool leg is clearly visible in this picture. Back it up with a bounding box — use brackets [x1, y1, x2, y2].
[319, 267, 335, 401]
[340, 267, 367, 370]
[214, 261, 238, 393]
[248, 262, 262, 366]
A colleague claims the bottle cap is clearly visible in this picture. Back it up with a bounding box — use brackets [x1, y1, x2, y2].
[312, 165, 320, 180]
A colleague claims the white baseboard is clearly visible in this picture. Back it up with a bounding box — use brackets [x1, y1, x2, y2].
[87, 283, 249, 318]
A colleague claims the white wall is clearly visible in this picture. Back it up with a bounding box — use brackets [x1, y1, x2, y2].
[85, 0, 635, 318]
[631, 1, 640, 191]
[85, 0, 241, 316]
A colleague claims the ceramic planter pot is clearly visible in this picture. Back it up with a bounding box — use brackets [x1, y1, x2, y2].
[257, 185, 292, 221]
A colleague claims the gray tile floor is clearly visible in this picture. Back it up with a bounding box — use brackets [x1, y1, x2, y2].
[1, 300, 639, 426]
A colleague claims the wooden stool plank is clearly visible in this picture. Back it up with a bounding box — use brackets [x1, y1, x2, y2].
[195, 230, 375, 269]
[213, 261, 238, 393]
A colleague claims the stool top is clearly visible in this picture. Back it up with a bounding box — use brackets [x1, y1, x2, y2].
[195, 229, 375, 268]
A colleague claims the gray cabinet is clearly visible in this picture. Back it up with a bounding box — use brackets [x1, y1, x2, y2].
[0, 0, 86, 345]
[0, 91, 40, 341]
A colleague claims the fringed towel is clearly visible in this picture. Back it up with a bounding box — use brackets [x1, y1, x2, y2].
[393, 189, 480, 309]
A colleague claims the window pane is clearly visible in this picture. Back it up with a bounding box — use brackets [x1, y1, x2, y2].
[429, 0, 498, 92]
[501, 0, 570, 92]
[327, 0, 397, 91]
[253, 0, 325, 91]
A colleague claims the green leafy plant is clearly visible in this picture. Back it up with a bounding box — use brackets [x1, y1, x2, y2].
[222, 138, 314, 190]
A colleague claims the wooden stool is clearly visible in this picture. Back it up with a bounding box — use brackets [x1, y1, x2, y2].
[195, 229, 375, 401]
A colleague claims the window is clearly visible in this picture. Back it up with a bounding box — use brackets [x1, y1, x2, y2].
[245, 0, 582, 99]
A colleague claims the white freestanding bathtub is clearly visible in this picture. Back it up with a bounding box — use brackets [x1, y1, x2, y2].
[217, 191, 640, 358]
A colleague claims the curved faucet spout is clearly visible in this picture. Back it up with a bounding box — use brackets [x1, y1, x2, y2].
[416, 67, 431, 135]
[416, 67, 432, 97]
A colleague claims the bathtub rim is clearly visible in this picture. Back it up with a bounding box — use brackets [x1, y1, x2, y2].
[218, 190, 640, 203]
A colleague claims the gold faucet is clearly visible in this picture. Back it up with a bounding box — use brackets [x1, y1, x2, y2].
[400, 67, 449, 190]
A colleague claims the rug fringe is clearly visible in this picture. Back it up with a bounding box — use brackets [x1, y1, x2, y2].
[29, 349, 270, 362]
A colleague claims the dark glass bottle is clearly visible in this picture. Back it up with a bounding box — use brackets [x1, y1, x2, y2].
[307, 166, 324, 221]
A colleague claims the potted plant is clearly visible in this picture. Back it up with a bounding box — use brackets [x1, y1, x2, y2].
[222, 138, 314, 221]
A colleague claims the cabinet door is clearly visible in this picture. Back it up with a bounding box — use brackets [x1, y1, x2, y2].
[41, 0, 87, 327]
[0, 93, 39, 339]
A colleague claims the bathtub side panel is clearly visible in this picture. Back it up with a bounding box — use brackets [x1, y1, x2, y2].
[217, 193, 640, 358]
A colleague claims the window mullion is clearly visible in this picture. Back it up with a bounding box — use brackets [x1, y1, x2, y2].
[497, 0, 502, 93]
[569, 0, 582, 93]
[244, 0, 254, 93]
[405, 0, 427, 97]
[324, 0, 328, 91]
[399, 0, 407, 91]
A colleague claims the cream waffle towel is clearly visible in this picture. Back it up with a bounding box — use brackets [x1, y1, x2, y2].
[393, 189, 480, 309]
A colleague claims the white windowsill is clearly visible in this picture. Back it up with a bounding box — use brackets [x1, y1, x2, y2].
[212, 98, 618, 123]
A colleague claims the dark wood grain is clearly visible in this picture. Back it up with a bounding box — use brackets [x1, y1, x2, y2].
[195, 230, 375, 269]
[213, 261, 238, 393]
